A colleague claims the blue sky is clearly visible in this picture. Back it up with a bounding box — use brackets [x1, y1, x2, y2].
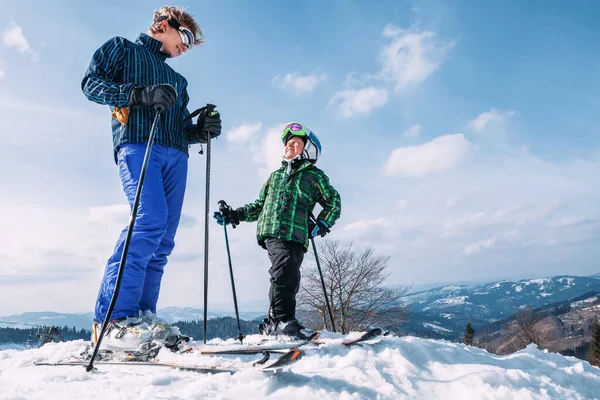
[0, 0, 599, 314]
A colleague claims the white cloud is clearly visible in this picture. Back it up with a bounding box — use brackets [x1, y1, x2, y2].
[224, 121, 285, 179]
[328, 87, 389, 118]
[402, 124, 423, 138]
[383, 133, 472, 177]
[272, 72, 327, 94]
[255, 125, 286, 178]
[227, 122, 262, 143]
[85, 205, 129, 225]
[463, 236, 497, 255]
[469, 108, 517, 133]
[2, 23, 38, 61]
[379, 25, 455, 92]
[343, 218, 390, 233]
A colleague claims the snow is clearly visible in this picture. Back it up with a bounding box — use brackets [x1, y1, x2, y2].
[525, 278, 551, 290]
[422, 323, 452, 333]
[432, 296, 470, 306]
[2, 334, 600, 399]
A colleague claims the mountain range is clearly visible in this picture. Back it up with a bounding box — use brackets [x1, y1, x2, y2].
[400, 274, 600, 339]
[3, 274, 599, 337]
[0, 307, 266, 331]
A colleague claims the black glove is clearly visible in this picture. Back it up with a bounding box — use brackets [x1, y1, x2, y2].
[215, 200, 243, 228]
[308, 219, 330, 238]
[186, 106, 222, 143]
[129, 84, 177, 111]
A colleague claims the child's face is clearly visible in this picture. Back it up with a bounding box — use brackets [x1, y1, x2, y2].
[284, 137, 305, 159]
[155, 20, 191, 58]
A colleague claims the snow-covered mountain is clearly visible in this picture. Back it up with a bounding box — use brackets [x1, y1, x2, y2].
[4, 274, 599, 338]
[0, 308, 266, 331]
[0, 312, 95, 331]
[1, 333, 599, 399]
[157, 306, 265, 323]
[401, 275, 600, 339]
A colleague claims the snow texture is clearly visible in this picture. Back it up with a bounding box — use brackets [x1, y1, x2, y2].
[1, 333, 600, 399]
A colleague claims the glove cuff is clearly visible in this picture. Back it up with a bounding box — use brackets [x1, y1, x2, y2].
[128, 86, 143, 106]
[235, 207, 246, 221]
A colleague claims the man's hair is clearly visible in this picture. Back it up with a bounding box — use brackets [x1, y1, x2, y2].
[150, 6, 203, 46]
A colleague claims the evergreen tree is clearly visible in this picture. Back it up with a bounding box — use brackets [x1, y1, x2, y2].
[464, 322, 475, 346]
[589, 317, 600, 367]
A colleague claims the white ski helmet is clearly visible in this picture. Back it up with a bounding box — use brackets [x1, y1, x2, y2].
[281, 122, 322, 163]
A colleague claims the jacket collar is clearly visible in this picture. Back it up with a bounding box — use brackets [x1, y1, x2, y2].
[281, 157, 312, 175]
[135, 33, 169, 62]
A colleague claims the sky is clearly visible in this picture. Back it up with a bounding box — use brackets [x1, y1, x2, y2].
[0, 0, 599, 315]
[2, 334, 600, 399]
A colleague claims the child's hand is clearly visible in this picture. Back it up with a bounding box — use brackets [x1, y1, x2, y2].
[309, 220, 329, 238]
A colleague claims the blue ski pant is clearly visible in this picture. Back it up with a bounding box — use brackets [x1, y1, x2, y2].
[94, 143, 188, 323]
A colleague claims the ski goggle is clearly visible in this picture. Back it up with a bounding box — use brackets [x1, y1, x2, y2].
[281, 122, 308, 142]
[157, 16, 195, 50]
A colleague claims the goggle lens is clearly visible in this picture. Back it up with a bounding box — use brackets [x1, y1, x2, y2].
[281, 123, 307, 141]
[178, 27, 194, 49]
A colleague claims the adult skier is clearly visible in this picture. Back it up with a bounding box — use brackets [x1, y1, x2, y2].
[81, 5, 221, 351]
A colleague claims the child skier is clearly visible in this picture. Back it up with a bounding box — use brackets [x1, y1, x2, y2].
[81, 6, 221, 352]
[215, 122, 341, 339]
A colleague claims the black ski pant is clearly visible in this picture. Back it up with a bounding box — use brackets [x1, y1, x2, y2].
[264, 238, 304, 323]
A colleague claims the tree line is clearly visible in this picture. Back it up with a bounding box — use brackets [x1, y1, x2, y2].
[0, 325, 90, 344]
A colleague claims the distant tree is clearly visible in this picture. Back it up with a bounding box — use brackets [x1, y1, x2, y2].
[464, 322, 475, 346]
[589, 317, 600, 367]
[508, 308, 544, 352]
[297, 240, 410, 334]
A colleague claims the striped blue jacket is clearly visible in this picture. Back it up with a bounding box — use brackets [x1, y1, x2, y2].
[81, 33, 192, 160]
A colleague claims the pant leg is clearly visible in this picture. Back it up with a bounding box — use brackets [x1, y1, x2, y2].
[139, 148, 188, 313]
[265, 238, 304, 323]
[94, 144, 169, 322]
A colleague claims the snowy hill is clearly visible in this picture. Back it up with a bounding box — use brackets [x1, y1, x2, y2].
[1, 333, 600, 399]
[401, 275, 600, 338]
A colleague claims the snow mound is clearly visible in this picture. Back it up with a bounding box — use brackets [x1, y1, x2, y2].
[1, 334, 600, 399]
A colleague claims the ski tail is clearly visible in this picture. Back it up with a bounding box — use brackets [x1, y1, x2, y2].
[262, 348, 302, 369]
[341, 327, 383, 346]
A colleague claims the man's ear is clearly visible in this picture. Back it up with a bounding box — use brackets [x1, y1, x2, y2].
[159, 19, 168, 32]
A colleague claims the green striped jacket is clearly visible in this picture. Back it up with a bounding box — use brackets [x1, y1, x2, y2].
[240, 159, 341, 250]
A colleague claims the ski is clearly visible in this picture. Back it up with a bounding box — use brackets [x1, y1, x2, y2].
[35, 360, 236, 374]
[312, 327, 384, 346]
[192, 331, 320, 355]
[341, 327, 383, 346]
[34, 348, 303, 374]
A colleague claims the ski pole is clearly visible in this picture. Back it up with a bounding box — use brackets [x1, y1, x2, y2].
[309, 215, 337, 333]
[217, 200, 245, 344]
[87, 110, 163, 372]
[202, 104, 217, 344]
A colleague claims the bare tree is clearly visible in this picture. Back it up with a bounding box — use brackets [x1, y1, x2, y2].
[499, 308, 546, 354]
[514, 308, 544, 348]
[297, 240, 410, 334]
